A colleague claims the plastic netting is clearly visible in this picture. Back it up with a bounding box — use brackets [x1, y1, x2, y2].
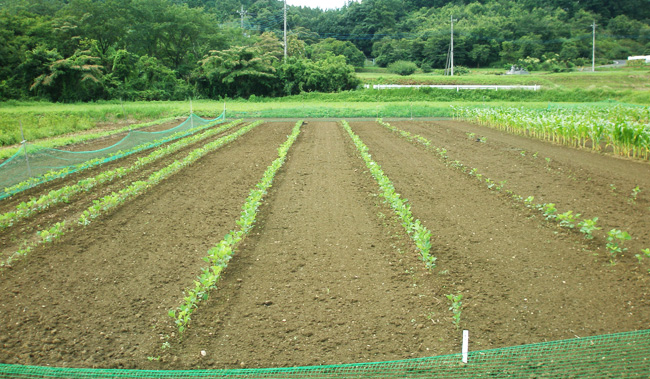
[0, 329, 647, 378]
[0, 112, 224, 200]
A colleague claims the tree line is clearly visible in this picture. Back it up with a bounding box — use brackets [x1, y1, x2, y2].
[0, 0, 648, 102]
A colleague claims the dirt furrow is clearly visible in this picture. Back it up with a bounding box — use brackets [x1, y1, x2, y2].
[392, 120, 650, 256]
[0, 122, 293, 368]
[0, 123, 247, 262]
[350, 121, 649, 350]
[163, 121, 458, 369]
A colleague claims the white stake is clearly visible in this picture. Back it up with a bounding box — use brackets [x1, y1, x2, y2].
[462, 330, 469, 363]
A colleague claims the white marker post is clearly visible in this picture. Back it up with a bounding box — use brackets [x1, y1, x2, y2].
[462, 330, 469, 364]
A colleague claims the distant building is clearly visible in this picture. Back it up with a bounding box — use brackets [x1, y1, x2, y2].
[628, 55, 650, 63]
[505, 65, 530, 75]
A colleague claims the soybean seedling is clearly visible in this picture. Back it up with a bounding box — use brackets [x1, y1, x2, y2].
[557, 210, 580, 229]
[606, 229, 632, 265]
[577, 217, 600, 239]
[629, 186, 641, 204]
[446, 292, 463, 329]
[538, 203, 557, 220]
[635, 248, 650, 264]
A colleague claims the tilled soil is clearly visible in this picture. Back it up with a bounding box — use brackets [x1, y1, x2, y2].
[0, 119, 647, 370]
[0, 122, 294, 368]
[0, 122, 248, 262]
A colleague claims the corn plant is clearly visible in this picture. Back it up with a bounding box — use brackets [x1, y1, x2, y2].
[606, 229, 632, 265]
[456, 105, 650, 161]
[446, 292, 463, 329]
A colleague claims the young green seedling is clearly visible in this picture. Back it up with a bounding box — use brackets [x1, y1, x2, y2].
[557, 210, 580, 229]
[606, 229, 632, 265]
[577, 217, 600, 239]
[629, 186, 641, 204]
[446, 292, 463, 329]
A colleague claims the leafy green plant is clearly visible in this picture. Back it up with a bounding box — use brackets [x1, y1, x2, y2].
[342, 120, 436, 269]
[629, 186, 641, 204]
[539, 203, 557, 220]
[38, 221, 65, 243]
[556, 210, 580, 229]
[169, 120, 303, 334]
[610, 184, 617, 195]
[606, 229, 632, 265]
[577, 217, 601, 239]
[387, 60, 418, 76]
[524, 196, 535, 207]
[446, 292, 463, 329]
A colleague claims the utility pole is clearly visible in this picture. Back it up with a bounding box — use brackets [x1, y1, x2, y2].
[591, 21, 596, 72]
[283, 0, 287, 60]
[237, 5, 247, 31]
[450, 15, 457, 76]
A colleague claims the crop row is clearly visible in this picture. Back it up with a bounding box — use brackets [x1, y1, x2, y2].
[169, 120, 304, 334]
[341, 120, 435, 269]
[0, 120, 243, 231]
[2, 115, 225, 200]
[455, 105, 650, 160]
[376, 119, 648, 268]
[1, 121, 263, 269]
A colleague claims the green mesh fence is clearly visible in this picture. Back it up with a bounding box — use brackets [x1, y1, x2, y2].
[0, 329, 647, 378]
[0, 112, 224, 200]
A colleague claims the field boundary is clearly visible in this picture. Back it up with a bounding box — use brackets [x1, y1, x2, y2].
[0, 329, 647, 378]
[365, 84, 541, 91]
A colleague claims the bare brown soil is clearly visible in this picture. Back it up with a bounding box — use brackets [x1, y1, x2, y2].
[0, 120, 647, 370]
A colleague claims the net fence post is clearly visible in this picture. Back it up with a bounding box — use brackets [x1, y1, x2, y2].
[19, 120, 32, 178]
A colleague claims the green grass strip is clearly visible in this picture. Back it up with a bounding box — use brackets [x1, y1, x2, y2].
[169, 120, 304, 334]
[0, 120, 243, 231]
[1, 121, 263, 269]
[341, 120, 435, 269]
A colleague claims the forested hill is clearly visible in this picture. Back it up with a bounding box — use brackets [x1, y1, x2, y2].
[1, 0, 648, 102]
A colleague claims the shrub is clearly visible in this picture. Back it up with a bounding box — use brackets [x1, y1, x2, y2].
[387, 60, 418, 76]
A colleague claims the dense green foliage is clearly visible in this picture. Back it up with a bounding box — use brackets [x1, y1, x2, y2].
[0, 0, 648, 102]
[387, 60, 419, 76]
